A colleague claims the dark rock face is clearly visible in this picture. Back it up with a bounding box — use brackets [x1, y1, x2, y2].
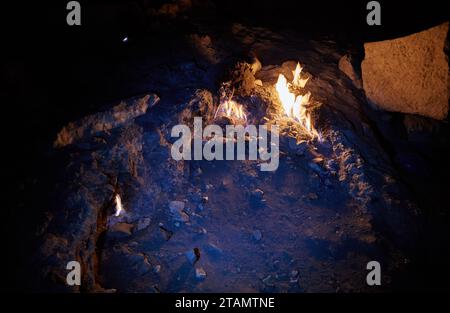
[362, 22, 449, 120]
[30, 19, 446, 293]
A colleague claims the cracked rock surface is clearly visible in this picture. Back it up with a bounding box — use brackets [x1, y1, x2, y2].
[30, 22, 429, 293]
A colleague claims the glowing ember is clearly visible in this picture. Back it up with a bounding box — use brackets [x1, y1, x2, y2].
[275, 62, 320, 139]
[214, 99, 247, 123]
[114, 194, 124, 217]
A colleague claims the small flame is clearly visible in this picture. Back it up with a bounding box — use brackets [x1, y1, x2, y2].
[114, 194, 124, 217]
[215, 100, 247, 122]
[275, 62, 319, 139]
[292, 62, 309, 88]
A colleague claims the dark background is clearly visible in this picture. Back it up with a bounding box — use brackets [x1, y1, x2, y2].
[1, 0, 448, 292]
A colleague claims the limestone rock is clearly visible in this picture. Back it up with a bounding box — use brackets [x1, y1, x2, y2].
[362, 22, 449, 120]
[338, 54, 362, 89]
[54, 94, 159, 147]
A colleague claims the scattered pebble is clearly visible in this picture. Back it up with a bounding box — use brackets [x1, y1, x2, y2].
[251, 188, 264, 199]
[262, 275, 274, 287]
[252, 229, 262, 241]
[169, 200, 185, 211]
[250, 189, 265, 206]
[195, 267, 207, 280]
[169, 200, 189, 222]
[153, 265, 161, 273]
[136, 217, 151, 231]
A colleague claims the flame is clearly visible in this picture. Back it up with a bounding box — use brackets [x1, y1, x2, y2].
[114, 194, 124, 217]
[275, 62, 319, 139]
[215, 100, 247, 122]
[292, 62, 309, 88]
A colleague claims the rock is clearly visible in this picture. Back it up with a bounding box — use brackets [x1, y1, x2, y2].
[306, 192, 318, 201]
[262, 275, 274, 287]
[153, 265, 161, 274]
[229, 61, 256, 96]
[54, 94, 159, 148]
[109, 222, 133, 237]
[185, 248, 201, 265]
[250, 55, 262, 75]
[169, 200, 189, 223]
[308, 162, 326, 176]
[338, 54, 362, 89]
[288, 137, 308, 155]
[136, 217, 151, 231]
[252, 229, 262, 241]
[195, 267, 207, 280]
[290, 270, 300, 283]
[249, 188, 265, 208]
[403, 114, 440, 136]
[362, 22, 449, 120]
[251, 188, 264, 199]
[205, 243, 223, 259]
[152, 0, 193, 18]
[189, 34, 221, 65]
[130, 253, 152, 276]
[159, 226, 173, 241]
[179, 90, 215, 126]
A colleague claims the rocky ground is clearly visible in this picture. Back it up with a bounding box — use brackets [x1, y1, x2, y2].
[27, 21, 437, 293]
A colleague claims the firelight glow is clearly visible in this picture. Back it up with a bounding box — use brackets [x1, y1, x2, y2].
[114, 194, 124, 217]
[275, 62, 319, 139]
[214, 99, 247, 122]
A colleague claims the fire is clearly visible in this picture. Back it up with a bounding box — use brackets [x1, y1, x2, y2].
[214, 99, 247, 123]
[275, 62, 320, 139]
[114, 194, 125, 217]
[292, 62, 309, 88]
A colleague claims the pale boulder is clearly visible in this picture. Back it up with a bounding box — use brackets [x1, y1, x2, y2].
[362, 22, 449, 120]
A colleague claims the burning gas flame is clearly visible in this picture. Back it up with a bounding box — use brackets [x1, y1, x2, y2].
[292, 62, 309, 88]
[214, 100, 247, 122]
[114, 194, 124, 217]
[275, 62, 320, 139]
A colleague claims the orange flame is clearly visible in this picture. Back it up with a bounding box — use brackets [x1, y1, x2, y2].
[292, 62, 309, 88]
[114, 194, 124, 217]
[275, 62, 320, 139]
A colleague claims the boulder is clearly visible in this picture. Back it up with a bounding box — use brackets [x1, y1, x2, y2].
[361, 22, 449, 120]
[54, 94, 159, 147]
